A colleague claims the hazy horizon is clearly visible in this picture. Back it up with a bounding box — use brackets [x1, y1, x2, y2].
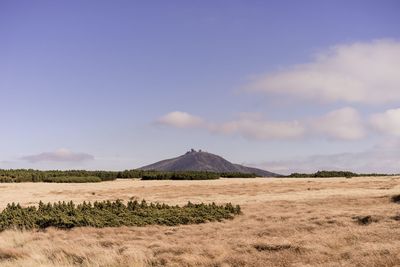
[1, 1, 400, 174]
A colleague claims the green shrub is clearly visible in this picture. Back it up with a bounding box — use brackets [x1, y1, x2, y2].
[287, 170, 394, 178]
[42, 176, 102, 183]
[220, 172, 257, 178]
[141, 171, 220, 180]
[0, 200, 241, 231]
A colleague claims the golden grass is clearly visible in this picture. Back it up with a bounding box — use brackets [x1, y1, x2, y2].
[0, 177, 399, 266]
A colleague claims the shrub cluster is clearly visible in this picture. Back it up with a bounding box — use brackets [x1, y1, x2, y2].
[41, 176, 102, 183]
[141, 171, 259, 180]
[141, 171, 220, 180]
[287, 170, 394, 178]
[220, 172, 257, 178]
[0, 200, 241, 231]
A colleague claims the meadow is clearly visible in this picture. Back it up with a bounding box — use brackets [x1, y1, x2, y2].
[0, 177, 399, 266]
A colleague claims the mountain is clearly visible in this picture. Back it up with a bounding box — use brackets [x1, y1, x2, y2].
[139, 150, 279, 177]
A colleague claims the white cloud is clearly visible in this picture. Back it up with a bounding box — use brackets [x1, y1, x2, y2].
[157, 111, 204, 128]
[246, 39, 400, 104]
[21, 149, 94, 163]
[370, 108, 400, 136]
[214, 114, 305, 140]
[311, 107, 365, 140]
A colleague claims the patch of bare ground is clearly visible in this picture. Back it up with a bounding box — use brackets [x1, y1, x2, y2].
[0, 177, 399, 266]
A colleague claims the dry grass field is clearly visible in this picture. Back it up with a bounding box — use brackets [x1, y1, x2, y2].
[0, 177, 399, 267]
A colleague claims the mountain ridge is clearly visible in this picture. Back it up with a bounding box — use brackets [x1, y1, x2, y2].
[139, 150, 279, 177]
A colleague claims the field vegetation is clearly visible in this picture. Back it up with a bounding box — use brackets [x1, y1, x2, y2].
[220, 172, 257, 178]
[0, 177, 399, 266]
[40, 176, 102, 183]
[0, 169, 118, 183]
[0, 169, 258, 182]
[3, 169, 396, 183]
[141, 171, 220, 180]
[0, 200, 240, 231]
[287, 170, 395, 178]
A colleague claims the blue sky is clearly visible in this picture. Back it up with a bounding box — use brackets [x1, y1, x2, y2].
[1, 1, 400, 173]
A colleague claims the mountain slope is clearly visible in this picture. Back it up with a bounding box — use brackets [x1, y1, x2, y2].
[140, 150, 279, 177]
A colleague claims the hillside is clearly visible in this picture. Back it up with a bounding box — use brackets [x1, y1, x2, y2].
[139, 150, 279, 177]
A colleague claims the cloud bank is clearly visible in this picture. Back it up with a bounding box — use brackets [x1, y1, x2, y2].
[21, 149, 95, 163]
[256, 140, 400, 175]
[157, 108, 367, 141]
[246, 39, 400, 104]
[158, 111, 306, 140]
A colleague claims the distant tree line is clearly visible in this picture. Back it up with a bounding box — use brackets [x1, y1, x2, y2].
[0, 169, 258, 183]
[0, 200, 241, 231]
[41, 176, 102, 183]
[220, 172, 257, 178]
[0, 169, 121, 183]
[287, 170, 395, 178]
[1, 169, 394, 183]
[141, 171, 220, 180]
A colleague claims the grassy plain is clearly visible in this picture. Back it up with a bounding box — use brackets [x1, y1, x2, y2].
[0, 177, 399, 266]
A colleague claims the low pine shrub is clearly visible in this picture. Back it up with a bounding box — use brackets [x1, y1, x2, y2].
[220, 172, 257, 178]
[287, 170, 394, 178]
[41, 176, 102, 183]
[141, 171, 220, 180]
[0, 200, 241, 231]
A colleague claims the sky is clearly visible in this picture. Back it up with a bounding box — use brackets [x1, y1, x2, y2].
[1, 0, 400, 174]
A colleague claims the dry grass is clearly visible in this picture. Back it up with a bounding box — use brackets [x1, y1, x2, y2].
[0, 177, 399, 266]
